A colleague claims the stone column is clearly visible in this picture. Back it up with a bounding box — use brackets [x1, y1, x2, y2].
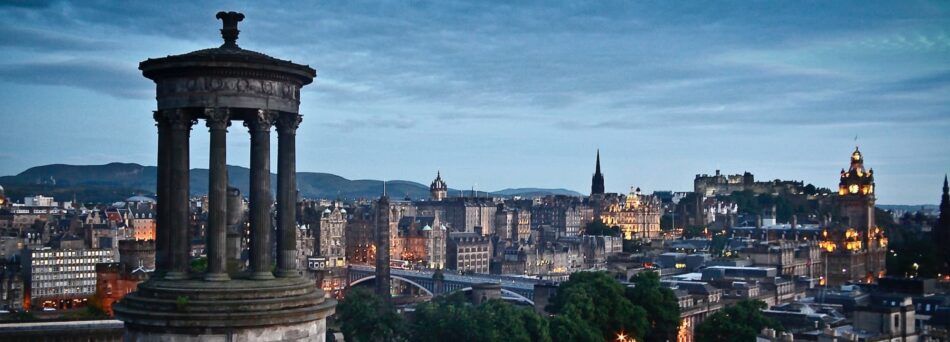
[205, 108, 231, 281]
[153, 111, 170, 277]
[275, 113, 302, 278]
[226, 186, 245, 275]
[245, 110, 276, 280]
[165, 109, 195, 280]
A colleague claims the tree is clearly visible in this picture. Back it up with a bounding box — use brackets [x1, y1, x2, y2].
[547, 272, 649, 341]
[695, 300, 782, 342]
[337, 287, 406, 342]
[627, 272, 681, 341]
[584, 220, 619, 237]
[411, 293, 551, 342]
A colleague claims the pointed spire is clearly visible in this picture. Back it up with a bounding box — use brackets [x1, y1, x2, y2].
[596, 149, 601, 174]
[944, 174, 948, 194]
[591, 149, 605, 195]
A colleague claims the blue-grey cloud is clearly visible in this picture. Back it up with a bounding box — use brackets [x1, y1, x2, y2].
[0, 59, 149, 98]
[0, 1, 948, 204]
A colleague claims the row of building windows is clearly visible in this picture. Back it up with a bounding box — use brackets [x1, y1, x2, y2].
[33, 272, 96, 282]
[33, 279, 96, 289]
[32, 250, 112, 259]
[33, 265, 99, 273]
[32, 286, 96, 298]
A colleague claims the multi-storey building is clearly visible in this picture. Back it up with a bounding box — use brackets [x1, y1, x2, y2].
[316, 204, 347, 268]
[22, 246, 114, 309]
[819, 147, 888, 286]
[447, 232, 491, 274]
[396, 216, 446, 269]
[597, 188, 662, 240]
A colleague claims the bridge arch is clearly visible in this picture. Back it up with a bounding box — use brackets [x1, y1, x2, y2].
[459, 287, 535, 305]
[349, 275, 435, 296]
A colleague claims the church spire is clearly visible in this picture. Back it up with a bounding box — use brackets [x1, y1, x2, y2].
[596, 149, 602, 174]
[591, 149, 605, 195]
[944, 174, 948, 194]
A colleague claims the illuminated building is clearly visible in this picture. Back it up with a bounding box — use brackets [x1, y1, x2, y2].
[820, 147, 887, 286]
[22, 247, 114, 310]
[598, 187, 662, 240]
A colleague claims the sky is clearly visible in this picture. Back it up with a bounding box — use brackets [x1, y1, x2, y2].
[0, 1, 948, 204]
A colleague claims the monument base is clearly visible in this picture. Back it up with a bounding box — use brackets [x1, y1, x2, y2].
[114, 276, 335, 342]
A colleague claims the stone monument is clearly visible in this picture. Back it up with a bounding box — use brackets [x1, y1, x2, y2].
[113, 11, 335, 341]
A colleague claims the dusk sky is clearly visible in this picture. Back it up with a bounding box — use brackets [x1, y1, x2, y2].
[0, 1, 947, 204]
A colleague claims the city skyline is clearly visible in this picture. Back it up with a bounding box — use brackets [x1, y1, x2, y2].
[0, 1, 948, 204]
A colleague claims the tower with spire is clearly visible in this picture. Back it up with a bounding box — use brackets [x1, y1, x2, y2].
[936, 175, 950, 273]
[821, 146, 887, 286]
[374, 192, 392, 302]
[430, 171, 448, 201]
[591, 150, 605, 195]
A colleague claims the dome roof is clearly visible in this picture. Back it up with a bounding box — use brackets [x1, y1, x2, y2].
[126, 195, 157, 203]
[422, 224, 432, 231]
[139, 12, 315, 85]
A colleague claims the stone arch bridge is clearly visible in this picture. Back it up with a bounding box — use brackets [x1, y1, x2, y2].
[347, 265, 541, 304]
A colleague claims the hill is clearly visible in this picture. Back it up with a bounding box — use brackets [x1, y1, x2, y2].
[0, 163, 583, 203]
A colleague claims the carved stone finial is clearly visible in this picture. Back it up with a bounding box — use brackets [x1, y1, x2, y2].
[216, 11, 245, 49]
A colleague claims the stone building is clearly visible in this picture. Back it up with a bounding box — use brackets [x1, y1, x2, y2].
[430, 171, 448, 201]
[316, 203, 347, 269]
[597, 188, 662, 240]
[0, 260, 24, 311]
[694, 170, 805, 197]
[447, 232, 491, 274]
[819, 147, 888, 286]
[396, 216, 446, 269]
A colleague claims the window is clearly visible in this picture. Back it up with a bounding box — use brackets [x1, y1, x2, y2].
[894, 315, 900, 329]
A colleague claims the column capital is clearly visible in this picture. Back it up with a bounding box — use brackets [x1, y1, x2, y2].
[205, 108, 232, 131]
[166, 109, 197, 130]
[275, 113, 302, 135]
[244, 109, 276, 132]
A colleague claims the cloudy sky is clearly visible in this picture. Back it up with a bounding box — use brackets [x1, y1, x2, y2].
[0, 1, 947, 204]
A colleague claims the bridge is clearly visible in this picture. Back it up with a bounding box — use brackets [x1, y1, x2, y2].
[347, 265, 544, 304]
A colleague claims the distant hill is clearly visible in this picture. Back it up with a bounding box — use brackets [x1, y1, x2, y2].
[0, 163, 583, 203]
[492, 188, 585, 197]
[877, 204, 939, 213]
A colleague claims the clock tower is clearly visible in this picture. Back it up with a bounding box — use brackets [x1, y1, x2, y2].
[821, 147, 887, 286]
[837, 147, 875, 232]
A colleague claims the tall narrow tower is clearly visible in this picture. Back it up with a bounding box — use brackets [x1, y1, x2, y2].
[936, 175, 950, 272]
[591, 150, 605, 195]
[374, 194, 392, 301]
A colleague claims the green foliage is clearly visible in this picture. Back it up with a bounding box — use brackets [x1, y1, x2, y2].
[337, 287, 406, 342]
[584, 220, 620, 237]
[724, 190, 799, 222]
[176, 296, 189, 311]
[547, 272, 648, 341]
[695, 300, 782, 342]
[627, 272, 681, 342]
[411, 293, 550, 342]
[887, 235, 940, 278]
[189, 257, 207, 273]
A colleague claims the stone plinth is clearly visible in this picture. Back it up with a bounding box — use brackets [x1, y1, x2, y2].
[114, 277, 335, 341]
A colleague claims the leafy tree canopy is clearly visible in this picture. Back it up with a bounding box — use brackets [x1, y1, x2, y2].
[337, 287, 407, 342]
[547, 272, 648, 341]
[627, 272, 681, 342]
[695, 299, 782, 342]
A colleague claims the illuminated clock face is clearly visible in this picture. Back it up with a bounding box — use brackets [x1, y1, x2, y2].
[849, 184, 859, 194]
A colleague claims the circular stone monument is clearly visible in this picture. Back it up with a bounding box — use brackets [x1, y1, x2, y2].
[113, 11, 335, 341]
